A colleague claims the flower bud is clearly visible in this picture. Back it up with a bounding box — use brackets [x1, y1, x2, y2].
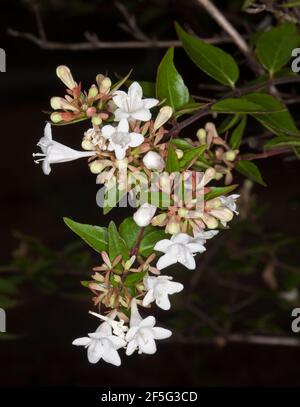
[210, 208, 234, 222]
[178, 207, 189, 218]
[100, 77, 112, 94]
[50, 97, 78, 112]
[165, 220, 181, 235]
[143, 151, 165, 171]
[200, 213, 218, 229]
[206, 198, 222, 209]
[89, 160, 104, 174]
[196, 128, 206, 144]
[214, 171, 224, 181]
[50, 112, 63, 123]
[133, 203, 157, 227]
[175, 149, 184, 159]
[56, 65, 77, 90]
[81, 139, 94, 151]
[86, 107, 97, 117]
[88, 84, 98, 99]
[224, 150, 237, 161]
[154, 106, 173, 130]
[92, 115, 102, 126]
[151, 213, 167, 226]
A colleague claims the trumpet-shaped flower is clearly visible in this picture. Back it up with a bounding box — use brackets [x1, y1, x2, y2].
[143, 275, 184, 310]
[154, 233, 206, 271]
[133, 203, 157, 227]
[219, 194, 240, 214]
[125, 299, 172, 355]
[113, 82, 159, 122]
[72, 321, 126, 366]
[101, 119, 144, 160]
[33, 123, 95, 175]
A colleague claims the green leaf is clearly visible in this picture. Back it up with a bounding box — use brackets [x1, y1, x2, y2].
[108, 221, 129, 264]
[119, 217, 140, 250]
[229, 116, 247, 149]
[63, 217, 108, 253]
[217, 114, 241, 134]
[256, 23, 300, 74]
[213, 93, 298, 137]
[175, 22, 239, 87]
[111, 69, 133, 92]
[139, 229, 168, 257]
[204, 185, 238, 201]
[124, 271, 146, 287]
[172, 138, 194, 150]
[180, 145, 207, 169]
[265, 136, 300, 148]
[166, 141, 180, 173]
[235, 160, 266, 186]
[156, 47, 190, 111]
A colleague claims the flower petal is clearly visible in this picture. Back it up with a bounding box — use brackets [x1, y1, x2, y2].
[152, 327, 172, 340]
[167, 281, 184, 295]
[132, 109, 151, 122]
[137, 335, 157, 355]
[156, 293, 171, 310]
[101, 125, 115, 139]
[143, 98, 159, 109]
[87, 340, 103, 364]
[102, 347, 122, 366]
[171, 233, 191, 245]
[156, 253, 176, 270]
[140, 316, 156, 328]
[44, 122, 52, 140]
[128, 81, 143, 100]
[72, 337, 91, 346]
[126, 339, 137, 356]
[154, 239, 173, 253]
[118, 118, 129, 133]
[108, 336, 126, 350]
[142, 289, 155, 307]
[179, 251, 196, 270]
[186, 242, 206, 254]
[114, 108, 129, 122]
[112, 91, 127, 107]
[129, 132, 144, 147]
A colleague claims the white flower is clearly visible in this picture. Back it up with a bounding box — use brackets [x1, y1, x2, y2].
[125, 299, 172, 356]
[133, 203, 157, 227]
[72, 322, 126, 366]
[89, 310, 128, 339]
[154, 233, 206, 271]
[143, 151, 165, 171]
[33, 123, 95, 175]
[219, 194, 240, 214]
[143, 275, 184, 310]
[113, 82, 159, 122]
[192, 230, 219, 245]
[101, 119, 144, 160]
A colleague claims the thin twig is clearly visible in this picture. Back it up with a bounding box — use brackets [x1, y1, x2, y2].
[114, 1, 150, 41]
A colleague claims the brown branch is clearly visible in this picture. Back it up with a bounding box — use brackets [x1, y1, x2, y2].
[130, 227, 145, 256]
[238, 148, 292, 161]
[174, 333, 300, 347]
[7, 28, 233, 50]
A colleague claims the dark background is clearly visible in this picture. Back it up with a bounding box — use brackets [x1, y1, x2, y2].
[1, 0, 300, 387]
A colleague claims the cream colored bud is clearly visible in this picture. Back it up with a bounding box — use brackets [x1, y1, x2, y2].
[165, 221, 181, 235]
[205, 122, 218, 138]
[214, 171, 224, 181]
[89, 160, 104, 174]
[88, 84, 98, 99]
[210, 208, 234, 222]
[113, 275, 122, 283]
[92, 116, 102, 126]
[100, 77, 112, 94]
[196, 128, 206, 144]
[201, 167, 216, 186]
[81, 139, 94, 151]
[56, 65, 77, 90]
[200, 213, 218, 229]
[178, 208, 189, 217]
[153, 106, 173, 130]
[206, 198, 222, 209]
[224, 150, 237, 161]
[151, 213, 167, 226]
[175, 149, 184, 159]
[50, 97, 79, 112]
[50, 112, 63, 123]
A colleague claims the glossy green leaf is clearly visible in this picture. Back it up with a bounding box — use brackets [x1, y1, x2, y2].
[156, 47, 190, 110]
[217, 114, 241, 134]
[63, 217, 108, 253]
[180, 145, 207, 169]
[174, 102, 206, 118]
[229, 116, 247, 149]
[119, 217, 140, 250]
[265, 136, 300, 148]
[172, 138, 194, 150]
[103, 187, 127, 215]
[204, 185, 238, 201]
[175, 22, 239, 87]
[108, 221, 129, 263]
[235, 160, 266, 186]
[166, 141, 180, 173]
[256, 23, 300, 74]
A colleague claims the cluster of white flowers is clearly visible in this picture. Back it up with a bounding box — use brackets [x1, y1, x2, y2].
[73, 300, 172, 366]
